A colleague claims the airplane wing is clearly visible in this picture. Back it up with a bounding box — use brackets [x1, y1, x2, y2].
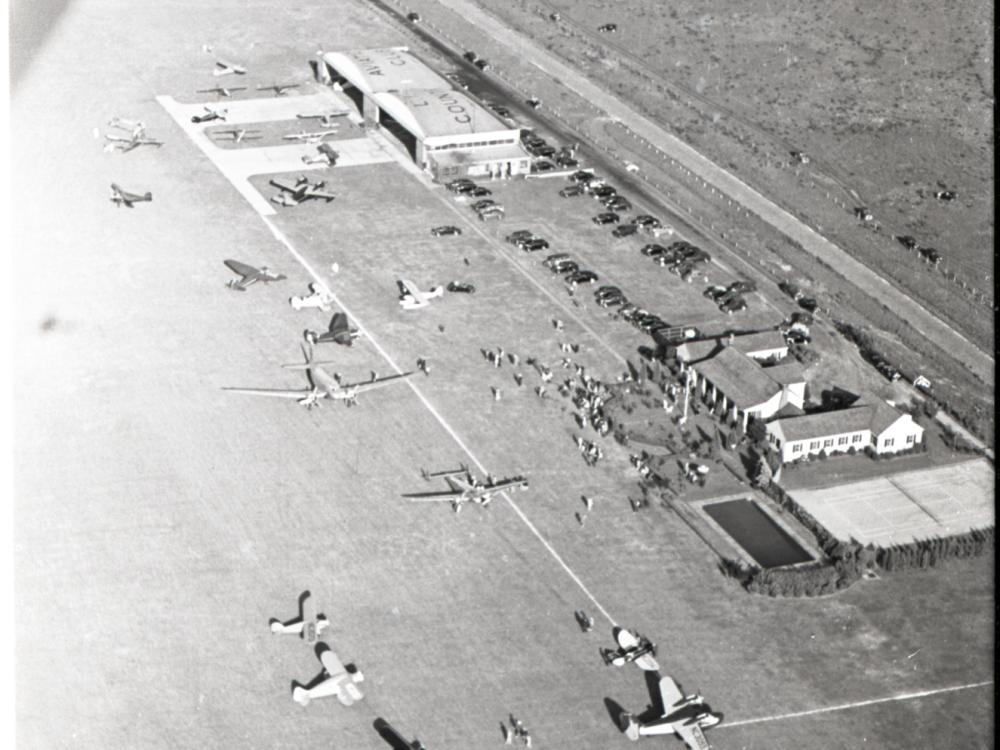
[269, 179, 296, 193]
[674, 723, 711, 750]
[224, 259, 259, 278]
[223, 388, 312, 399]
[341, 681, 364, 705]
[306, 189, 336, 201]
[658, 675, 685, 714]
[403, 490, 463, 501]
[302, 593, 316, 626]
[329, 313, 352, 343]
[398, 279, 420, 299]
[320, 649, 348, 679]
[343, 372, 414, 393]
[616, 629, 640, 650]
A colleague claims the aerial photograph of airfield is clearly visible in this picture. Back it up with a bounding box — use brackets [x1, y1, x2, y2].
[11, 0, 994, 747]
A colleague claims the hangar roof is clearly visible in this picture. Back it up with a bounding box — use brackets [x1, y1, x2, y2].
[373, 89, 512, 140]
[323, 48, 451, 95]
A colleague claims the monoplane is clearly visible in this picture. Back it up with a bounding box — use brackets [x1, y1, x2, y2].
[109, 183, 152, 207]
[224, 259, 286, 290]
[211, 127, 263, 144]
[270, 176, 336, 206]
[282, 129, 339, 144]
[257, 82, 300, 96]
[104, 131, 163, 153]
[213, 59, 246, 77]
[302, 142, 339, 166]
[297, 110, 351, 127]
[225, 343, 412, 409]
[602, 627, 659, 671]
[404, 466, 528, 512]
[305, 313, 359, 346]
[270, 591, 329, 644]
[621, 674, 722, 748]
[191, 106, 227, 123]
[292, 645, 364, 706]
[290, 281, 336, 311]
[197, 85, 247, 98]
[398, 279, 444, 310]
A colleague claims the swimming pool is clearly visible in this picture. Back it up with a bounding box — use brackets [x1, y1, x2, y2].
[704, 498, 813, 568]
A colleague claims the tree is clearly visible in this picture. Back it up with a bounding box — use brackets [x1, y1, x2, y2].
[746, 417, 768, 444]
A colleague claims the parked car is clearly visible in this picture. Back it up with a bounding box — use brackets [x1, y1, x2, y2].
[598, 23, 618, 32]
[551, 260, 579, 274]
[790, 311, 813, 325]
[543, 253, 570, 267]
[478, 206, 504, 220]
[534, 160, 557, 173]
[728, 280, 756, 294]
[446, 178, 476, 193]
[406, 12, 421, 22]
[598, 293, 626, 308]
[592, 212, 619, 225]
[431, 225, 462, 236]
[555, 154, 579, 168]
[446, 281, 475, 293]
[463, 51, 478, 63]
[604, 196, 631, 212]
[595, 285, 622, 298]
[468, 186, 492, 198]
[918, 246, 941, 263]
[559, 185, 585, 198]
[471, 198, 496, 211]
[632, 215, 662, 228]
[720, 296, 747, 314]
[590, 184, 617, 199]
[507, 230, 535, 244]
[521, 238, 550, 252]
[641, 243, 668, 257]
[474, 59, 491, 70]
[492, 106, 512, 118]
[895, 235, 919, 249]
[703, 285, 728, 300]
[530, 145, 557, 158]
[569, 170, 596, 183]
[798, 297, 818, 312]
[612, 224, 639, 238]
[566, 270, 598, 285]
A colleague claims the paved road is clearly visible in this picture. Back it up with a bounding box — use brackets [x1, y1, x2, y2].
[434, 0, 995, 385]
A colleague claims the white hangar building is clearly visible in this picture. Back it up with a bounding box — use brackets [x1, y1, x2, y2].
[321, 47, 530, 180]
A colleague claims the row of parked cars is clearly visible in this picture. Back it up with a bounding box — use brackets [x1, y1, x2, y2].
[520, 130, 580, 172]
[703, 280, 753, 315]
[895, 235, 942, 264]
[641, 239, 712, 283]
[446, 178, 505, 220]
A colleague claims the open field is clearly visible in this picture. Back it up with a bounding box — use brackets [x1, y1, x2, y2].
[13, 1, 994, 749]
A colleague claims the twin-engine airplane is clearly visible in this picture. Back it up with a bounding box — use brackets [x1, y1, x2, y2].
[224, 259, 286, 290]
[225, 343, 413, 409]
[270, 591, 329, 644]
[282, 129, 339, 143]
[270, 176, 336, 206]
[305, 313, 359, 346]
[197, 85, 246, 98]
[398, 279, 444, 310]
[213, 59, 247, 77]
[257, 82, 300, 96]
[109, 183, 152, 207]
[292, 645, 364, 706]
[602, 627, 659, 671]
[621, 674, 722, 748]
[211, 127, 263, 143]
[404, 466, 528, 512]
[103, 117, 162, 152]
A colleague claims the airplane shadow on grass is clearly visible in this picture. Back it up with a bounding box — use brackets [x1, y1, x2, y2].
[373, 718, 423, 750]
[604, 670, 666, 734]
[268, 589, 317, 631]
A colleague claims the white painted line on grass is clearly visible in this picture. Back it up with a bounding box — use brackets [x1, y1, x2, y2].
[720, 680, 994, 728]
[260, 216, 618, 627]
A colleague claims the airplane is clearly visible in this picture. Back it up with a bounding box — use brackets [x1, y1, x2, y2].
[103, 132, 163, 153]
[211, 127, 263, 143]
[282, 128, 339, 144]
[213, 59, 247, 77]
[224, 343, 413, 409]
[270, 176, 336, 206]
[109, 183, 152, 207]
[107, 116, 146, 137]
[398, 279, 444, 310]
[270, 591, 329, 644]
[305, 312, 359, 346]
[297, 110, 351, 127]
[621, 674, 722, 748]
[224, 259, 286, 290]
[191, 106, 228, 123]
[290, 281, 336, 311]
[403, 467, 528, 513]
[257, 82, 300, 96]
[302, 142, 339, 166]
[196, 85, 247, 98]
[292, 645, 365, 706]
[601, 627, 659, 671]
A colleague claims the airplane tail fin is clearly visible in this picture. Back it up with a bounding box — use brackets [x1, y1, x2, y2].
[143, 192, 152, 201]
[621, 712, 640, 741]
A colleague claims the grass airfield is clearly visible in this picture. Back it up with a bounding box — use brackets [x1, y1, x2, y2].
[12, 1, 993, 748]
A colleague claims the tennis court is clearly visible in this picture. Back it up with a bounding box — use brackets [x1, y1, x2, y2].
[790, 459, 994, 546]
